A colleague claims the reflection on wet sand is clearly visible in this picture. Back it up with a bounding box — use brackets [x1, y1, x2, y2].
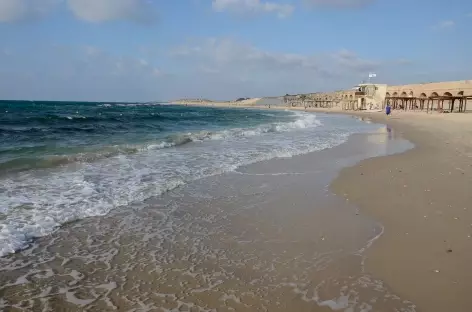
[0, 130, 415, 311]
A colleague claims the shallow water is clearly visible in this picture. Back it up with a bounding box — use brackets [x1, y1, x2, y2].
[0, 103, 380, 257]
[0, 124, 416, 311]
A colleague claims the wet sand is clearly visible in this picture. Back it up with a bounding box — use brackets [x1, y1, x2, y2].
[331, 111, 472, 312]
[0, 123, 415, 311]
[173, 101, 472, 310]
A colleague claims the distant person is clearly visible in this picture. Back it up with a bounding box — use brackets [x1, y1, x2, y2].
[386, 104, 391, 116]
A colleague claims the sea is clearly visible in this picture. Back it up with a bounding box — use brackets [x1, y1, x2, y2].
[0, 101, 416, 311]
[0, 101, 378, 256]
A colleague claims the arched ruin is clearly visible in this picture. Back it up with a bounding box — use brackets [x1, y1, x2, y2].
[284, 81, 471, 113]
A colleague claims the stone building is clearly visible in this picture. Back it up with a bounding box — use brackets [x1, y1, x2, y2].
[385, 80, 472, 112]
[283, 80, 472, 113]
[386, 80, 472, 97]
[337, 84, 387, 111]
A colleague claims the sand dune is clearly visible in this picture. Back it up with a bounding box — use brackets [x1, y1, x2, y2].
[171, 98, 262, 106]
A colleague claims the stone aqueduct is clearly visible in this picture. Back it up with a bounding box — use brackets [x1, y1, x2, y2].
[284, 80, 472, 112]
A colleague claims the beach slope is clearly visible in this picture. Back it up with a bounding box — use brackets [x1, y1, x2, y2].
[331, 112, 472, 312]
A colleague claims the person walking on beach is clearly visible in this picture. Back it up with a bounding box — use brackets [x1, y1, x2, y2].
[386, 103, 391, 116]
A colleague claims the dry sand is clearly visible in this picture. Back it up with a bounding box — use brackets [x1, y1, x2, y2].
[172, 98, 262, 107]
[330, 111, 472, 312]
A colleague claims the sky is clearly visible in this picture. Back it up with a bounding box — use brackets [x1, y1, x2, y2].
[0, 0, 471, 102]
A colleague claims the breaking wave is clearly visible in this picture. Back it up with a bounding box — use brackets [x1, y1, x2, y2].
[0, 105, 378, 257]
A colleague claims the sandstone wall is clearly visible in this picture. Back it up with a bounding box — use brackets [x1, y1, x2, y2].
[387, 80, 472, 97]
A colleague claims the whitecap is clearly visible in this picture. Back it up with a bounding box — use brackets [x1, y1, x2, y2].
[0, 111, 379, 256]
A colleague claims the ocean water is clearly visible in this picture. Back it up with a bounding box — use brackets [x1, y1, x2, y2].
[0, 101, 380, 257]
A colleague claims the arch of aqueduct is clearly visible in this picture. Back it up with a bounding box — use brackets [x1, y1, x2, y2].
[284, 80, 472, 112]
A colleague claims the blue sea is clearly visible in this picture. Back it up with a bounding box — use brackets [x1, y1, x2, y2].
[0, 101, 379, 256]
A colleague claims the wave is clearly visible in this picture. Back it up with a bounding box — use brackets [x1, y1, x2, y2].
[2, 113, 168, 126]
[0, 112, 320, 174]
[0, 111, 379, 257]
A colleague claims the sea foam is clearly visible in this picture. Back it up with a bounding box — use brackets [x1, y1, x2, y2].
[0, 111, 375, 256]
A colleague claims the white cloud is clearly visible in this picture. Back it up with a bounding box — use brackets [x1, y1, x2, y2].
[172, 38, 321, 72]
[67, 0, 157, 23]
[440, 20, 455, 28]
[84, 45, 101, 56]
[151, 68, 162, 76]
[212, 0, 294, 18]
[168, 38, 386, 97]
[2, 48, 12, 56]
[0, 0, 27, 22]
[434, 20, 455, 29]
[395, 58, 412, 66]
[199, 65, 220, 74]
[331, 49, 380, 72]
[170, 38, 326, 97]
[0, 0, 158, 23]
[304, 0, 374, 8]
[0, 44, 165, 101]
[0, 0, 58, 22]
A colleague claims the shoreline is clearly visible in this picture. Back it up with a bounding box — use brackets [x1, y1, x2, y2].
[174, 101, 472, 311]
[330, 111, 472, 311]
[1, 117, 417, 311]
[2, 102, 472, 310]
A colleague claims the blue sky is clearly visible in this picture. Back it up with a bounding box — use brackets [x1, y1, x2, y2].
[0, 0, 471, 101]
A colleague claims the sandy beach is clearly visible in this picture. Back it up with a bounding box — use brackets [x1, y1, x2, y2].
[4, 0, 471, 309]
[174, 101, 472, 311]
[2, 100, 472, 311]
[331, 111, 472, 312]
[0, 108, 417, 311]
